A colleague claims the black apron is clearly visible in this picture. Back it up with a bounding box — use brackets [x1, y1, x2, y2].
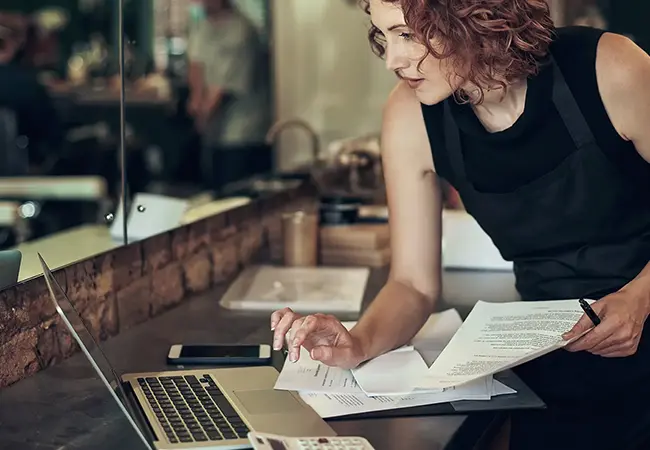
[442, 58, 650, 401]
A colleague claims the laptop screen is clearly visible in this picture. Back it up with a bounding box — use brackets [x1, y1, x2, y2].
[38, 254, 153, 450]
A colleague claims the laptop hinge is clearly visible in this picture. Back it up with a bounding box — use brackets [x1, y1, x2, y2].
[121, 381, 159, 444]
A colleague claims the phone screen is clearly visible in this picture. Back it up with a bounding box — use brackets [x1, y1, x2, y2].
[179, 345, 260, 359]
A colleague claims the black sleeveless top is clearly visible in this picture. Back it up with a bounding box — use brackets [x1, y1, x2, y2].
[423, 26, 650, 194]
[420, 26, 650, 399]
[422, 26, 650, 301]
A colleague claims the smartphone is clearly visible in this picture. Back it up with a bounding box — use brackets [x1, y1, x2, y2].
[167, 344, 272, 365]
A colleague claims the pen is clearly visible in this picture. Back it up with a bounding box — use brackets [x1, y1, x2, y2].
[579, 298, 601, 326]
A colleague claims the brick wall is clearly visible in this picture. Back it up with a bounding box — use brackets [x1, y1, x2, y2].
[0, 184, 317, 389]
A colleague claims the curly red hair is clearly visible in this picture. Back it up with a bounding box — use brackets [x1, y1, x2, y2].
[362, 0, 556, 103]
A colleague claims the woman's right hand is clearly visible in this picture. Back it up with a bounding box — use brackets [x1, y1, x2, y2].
[270, 307, 367, 369]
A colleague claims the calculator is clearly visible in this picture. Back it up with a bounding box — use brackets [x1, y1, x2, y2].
[247, 432, 376, 450]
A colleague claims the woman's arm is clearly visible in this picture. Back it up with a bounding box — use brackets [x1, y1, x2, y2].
[350, 81, 444, 361]
[595, 32, 650, 162]
[562, 33, 650, 357]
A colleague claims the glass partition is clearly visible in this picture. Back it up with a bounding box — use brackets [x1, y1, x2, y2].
[0, 1, 127, 283]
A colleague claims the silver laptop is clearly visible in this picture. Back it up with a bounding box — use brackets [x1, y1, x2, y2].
[0, 249, 21, 290]
[38, 253, 335, 450]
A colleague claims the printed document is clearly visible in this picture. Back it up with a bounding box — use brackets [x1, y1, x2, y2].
[299, 379, 516, 418]
[274, 345, 414, 394]
[418, 299, 592, 390]
[274, 346, 361, 394]
[275, 309, 462, 395]
[274, 307, 519, 418]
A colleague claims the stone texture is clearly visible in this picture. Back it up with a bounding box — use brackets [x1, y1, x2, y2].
[171, 226, 190, 261]
[142, 233, 172, 273]
[35, 317, 77, 369]
[108, 243, 144, 291]
[150, 263, 185, 316]
[184, 250, 212, 294]
[65, 259, 102, 312]
[206, 212, 228, 241]
[212, 225, 238, 242]
[212, 240, 240, 283]
[116, 276, 152, 330]
[239, 224, 263, 265]
[10, 277, 56, 333]
[0, 329, 40, 388]
[187, 220, 210, 254]
[0, 287, 20, 346]
[81, 296, 119, 342]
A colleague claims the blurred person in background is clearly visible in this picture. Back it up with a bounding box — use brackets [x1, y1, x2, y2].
[186, 0, 270, 188]
[271, 1, 650, 449]
[0, 11, 62, 173]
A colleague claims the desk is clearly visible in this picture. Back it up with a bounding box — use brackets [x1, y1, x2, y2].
[0, 268, 525, 450]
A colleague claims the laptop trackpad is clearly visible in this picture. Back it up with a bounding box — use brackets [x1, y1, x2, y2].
[234, 390, 303, 415]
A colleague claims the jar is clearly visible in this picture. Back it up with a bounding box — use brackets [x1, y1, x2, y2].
[281, 211, 319, 266]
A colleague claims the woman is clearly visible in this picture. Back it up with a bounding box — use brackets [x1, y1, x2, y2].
[271, 1, 650, 448]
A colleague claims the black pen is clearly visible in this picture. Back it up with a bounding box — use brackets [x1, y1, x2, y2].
[579, 298, 601, 326]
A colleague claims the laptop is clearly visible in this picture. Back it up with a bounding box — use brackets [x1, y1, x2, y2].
[0, 249, 21, 290]
[38, 253, 335, 450]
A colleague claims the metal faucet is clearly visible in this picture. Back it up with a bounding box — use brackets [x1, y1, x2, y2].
[265, 118, 320, 164]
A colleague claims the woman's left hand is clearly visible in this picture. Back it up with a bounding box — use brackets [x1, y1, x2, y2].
[563, 288, 650, 357]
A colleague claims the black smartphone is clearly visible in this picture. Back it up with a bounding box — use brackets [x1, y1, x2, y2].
[166, 344, 273, 365]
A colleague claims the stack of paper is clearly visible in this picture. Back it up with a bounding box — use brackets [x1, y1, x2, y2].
[274, 309, 517, 418]
[418, 299, 592, 390]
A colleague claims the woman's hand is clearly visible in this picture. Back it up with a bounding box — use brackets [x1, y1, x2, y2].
[270, 307, 367, 369]
[563, 289, 650, 357]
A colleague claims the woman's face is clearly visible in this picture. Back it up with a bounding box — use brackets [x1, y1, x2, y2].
[368, 0, 457, 105]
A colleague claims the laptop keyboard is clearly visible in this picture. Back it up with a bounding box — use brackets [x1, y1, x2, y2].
[137, 374, 250, 444]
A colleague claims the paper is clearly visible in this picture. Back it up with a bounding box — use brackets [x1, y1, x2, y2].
[411, 309, 464, 366]
[274, 346, 360, 394]
[275, 307, 519, 418]
[418, 299, 592, 390]
[273, 309, 457, 396]
[232, 266, 369, 313]
[299, 378, 516, 419]
[274, 345, 413, 394]
[351, 349, 433, 396]
[341, 309, 463, 396]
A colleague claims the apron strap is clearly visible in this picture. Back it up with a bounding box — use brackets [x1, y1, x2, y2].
[551, 56, 597, 149]
[443, 99, 469, 184]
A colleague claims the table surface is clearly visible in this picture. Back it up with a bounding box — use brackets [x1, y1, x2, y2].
[0, 266, 525, 450]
